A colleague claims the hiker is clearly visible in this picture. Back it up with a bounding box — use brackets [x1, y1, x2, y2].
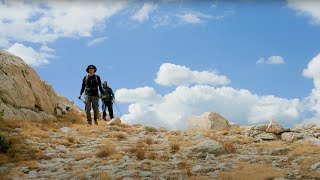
[78, 65, 103, 125]
[101, 81, 115, 120]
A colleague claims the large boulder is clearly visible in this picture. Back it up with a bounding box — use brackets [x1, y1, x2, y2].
[189, 112, 231, 131]
[189, 140, 226, 155]
[266, 119, 284, 134]
[0, 50, 80, 121]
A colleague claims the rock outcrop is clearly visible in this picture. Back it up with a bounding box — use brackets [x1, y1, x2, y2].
[0, 50, 80, 121]
[189, 112, 231, 131]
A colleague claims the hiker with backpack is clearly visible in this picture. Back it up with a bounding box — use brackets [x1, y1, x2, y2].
[101, 81, 115, 120]
[78, 65, 103, 125]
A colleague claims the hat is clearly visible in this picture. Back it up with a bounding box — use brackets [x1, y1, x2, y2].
[102, 81, 107, 85]
[86, 65, 97, 73]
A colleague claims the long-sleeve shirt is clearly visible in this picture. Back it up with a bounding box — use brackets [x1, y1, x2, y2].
[80, 74, 103, 96]
[102, 86, 114, 101]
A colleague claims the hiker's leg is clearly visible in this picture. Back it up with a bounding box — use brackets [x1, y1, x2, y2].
[102, 101, 107, 120]
[107, 101, 114, 119]
[85, 95, 92, 125]
[92, 96, 99, 124]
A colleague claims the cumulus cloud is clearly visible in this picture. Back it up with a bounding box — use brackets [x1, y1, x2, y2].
[0, 0, 128, 65]
[302, 53, 320, 125]
[6, 43, 54, 66]
[131, 2, 157, 23]
[116, 85, 300, 130]
[288, 0, 320, 25]
[115, 86, 162, 104]
[155, 63, 230, 86]
[257, 56, 285, 65]
[87, 36, 108, 47]
[0, 1, 128, 44]
[116, 63, 301, 130]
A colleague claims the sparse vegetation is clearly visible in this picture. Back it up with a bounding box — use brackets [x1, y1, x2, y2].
[223, 140, 236, 154]
[0, 135, 11, 153]
[0, 109, 4, 119]
[129, 141, 146, 160]
[219, 163, 287, 180]
[96, 146, 116, 158]
[144, 137, 154, 145]
[170, 141, 180, 153]
[114, 132, 127, 141]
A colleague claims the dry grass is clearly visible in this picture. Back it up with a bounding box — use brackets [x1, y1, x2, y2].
[170, 141, 180, 153]
[17, 160, 39, 170]
[96, 146, 116, 158]
[144, 137, 154, 145]
[223, 140, 236, 154]
[219, 163, 287, 180]
[129, 141, 146, 160]
[255, 141, 289, 153]
[233, 136, 255, 145]
[290, 141, 320, 156]
[147, 152, 158, 160]
[113, 132, 127, 141]
[219, 129, 230, 136]
[177, 161, 189, 170]
[75, 154, 93, 161]
[109, 153, 123, 160]
[0, 154, 8, 164]
[298, 154, 320, 179]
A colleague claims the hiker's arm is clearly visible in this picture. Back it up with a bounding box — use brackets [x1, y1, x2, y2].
[79, 77, 86, 97]
[97, 76, 103, 95]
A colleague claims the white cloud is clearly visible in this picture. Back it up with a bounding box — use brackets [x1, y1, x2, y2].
[116, 85, 300, 130]
[115, 86, 162, 104]
[0, 1, 128, 44]
[116, 63, 301, 130]
[257, 56, 285, 65]
[176, 12, 214, 24]
[131, 2, 157, 23]
[256, 57, 265, 64]
[288, 0, 320, 25]
[268, 56, 285, 64]
[87, 36, 108, 47]
[302, 53, 320, 125]
[0, 0, 128, 65]
[6, 43, 54, 66]
[155, 63, 230, 86]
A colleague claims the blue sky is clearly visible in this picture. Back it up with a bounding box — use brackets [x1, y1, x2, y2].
[1, 0, 320, 129]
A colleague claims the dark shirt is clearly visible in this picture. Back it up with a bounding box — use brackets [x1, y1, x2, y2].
[80, 74, 103, 96]
[102, 86, 114, 101]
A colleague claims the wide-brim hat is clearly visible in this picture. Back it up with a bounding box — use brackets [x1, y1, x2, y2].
[86, 65, 97, 73]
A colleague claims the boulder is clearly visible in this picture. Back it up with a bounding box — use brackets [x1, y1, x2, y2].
[107, 117, 121, 125]
[266, 119, 284, 134]
[0, 50, 81, 121]
[189, 112, 231, 131]
[255, 133, 277, 140]
[281, 132, 302, 142]
[189, 140, 225, 155]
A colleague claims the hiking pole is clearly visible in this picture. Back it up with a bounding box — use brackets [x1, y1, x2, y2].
[113, 100, 126, 122]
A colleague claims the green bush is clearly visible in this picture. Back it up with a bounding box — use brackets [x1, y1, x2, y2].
[0, 135, 11, 153]
[0, 109, 4, 119]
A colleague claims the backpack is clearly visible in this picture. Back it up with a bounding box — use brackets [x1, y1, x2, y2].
[85, 75, 98, 86]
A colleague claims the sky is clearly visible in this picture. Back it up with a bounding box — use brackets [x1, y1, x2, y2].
[1, 0, 320, 130]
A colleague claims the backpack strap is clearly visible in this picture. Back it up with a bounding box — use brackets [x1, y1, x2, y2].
[85, 75, 98, 85]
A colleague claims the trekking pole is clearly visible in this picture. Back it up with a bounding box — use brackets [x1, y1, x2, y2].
[113, 100, 126, 122]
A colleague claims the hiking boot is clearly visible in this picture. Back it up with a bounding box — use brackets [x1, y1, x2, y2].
[88, 121, 92, 126]
[103, 117, 107, 121]
[94, 120, 98, 125]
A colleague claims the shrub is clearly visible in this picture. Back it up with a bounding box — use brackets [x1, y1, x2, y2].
[0, 110, 4, 120]
[170, 141, 180, 154]
[0, 136, 11, 153]
[96, 146, 116, 158]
